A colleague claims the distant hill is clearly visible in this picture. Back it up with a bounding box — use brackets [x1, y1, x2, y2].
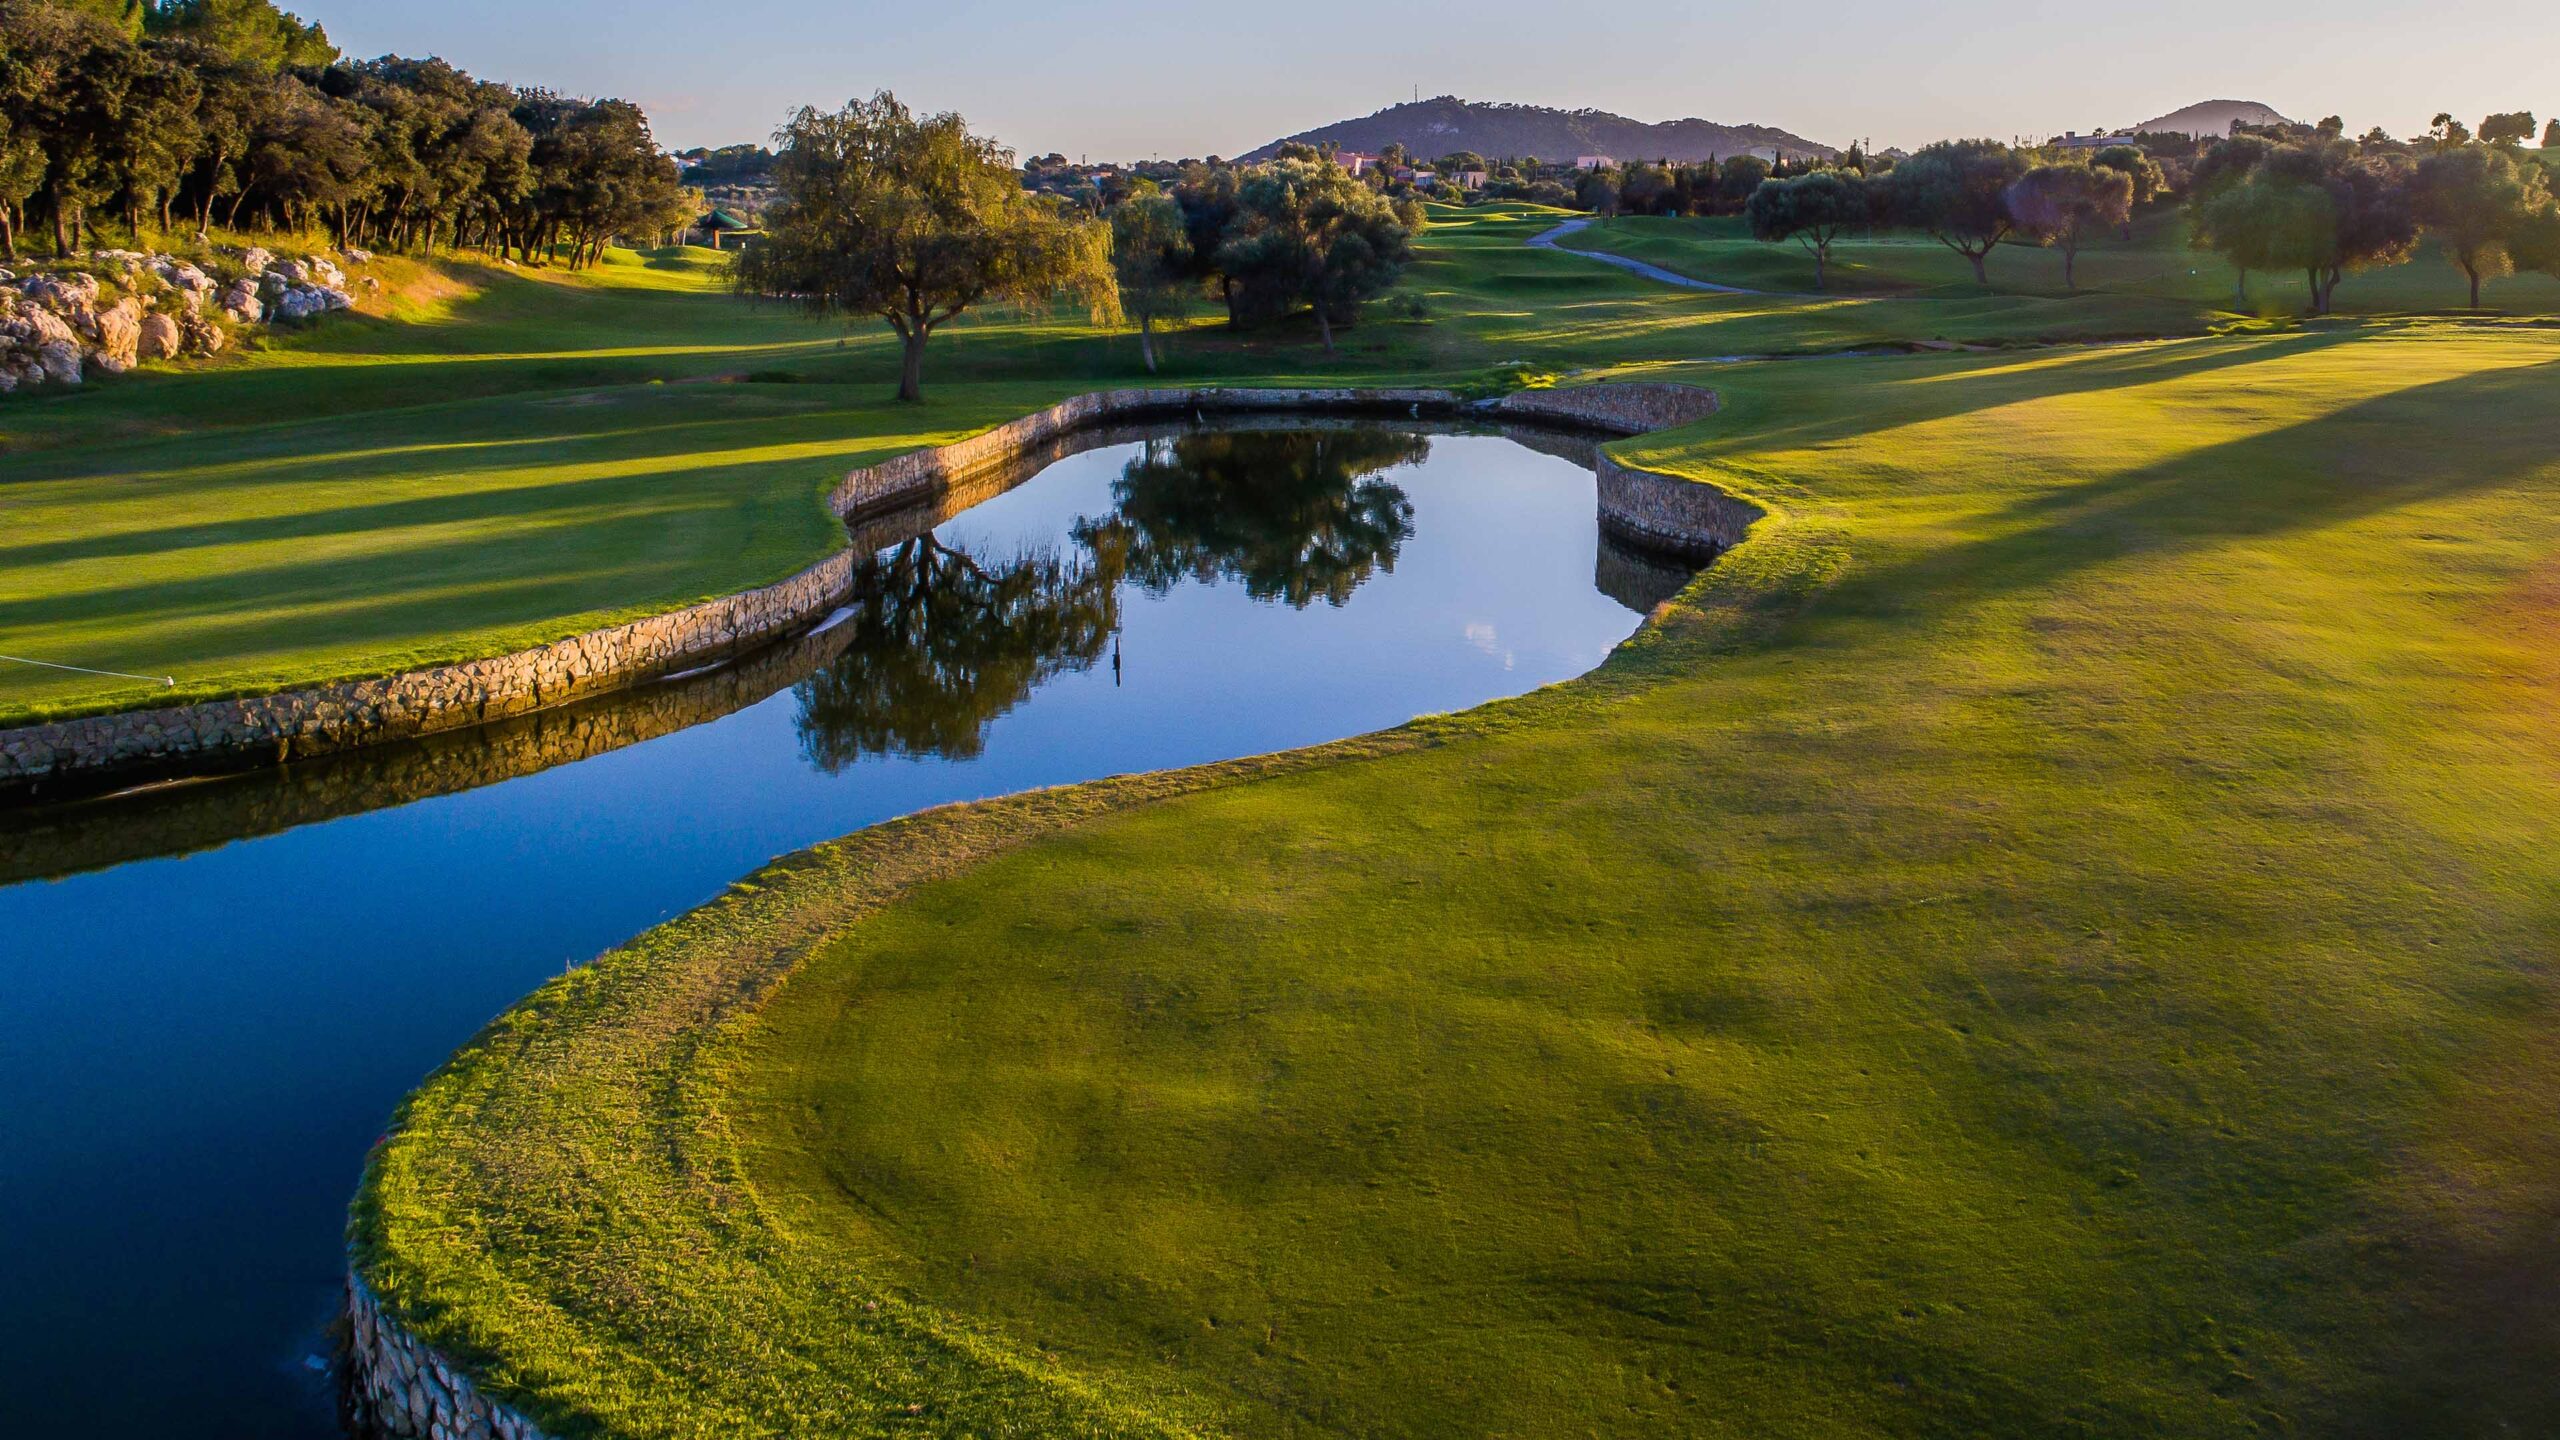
[2130, 99, 2294, 139]
[1242, 97, 1836, 165]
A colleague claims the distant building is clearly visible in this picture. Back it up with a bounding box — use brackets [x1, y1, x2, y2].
[1336, 151, 1380, 175]
[1455, 169, 1489, 189]
[2050, 132, 2135, 150]
[1574, 155, 1615, 171]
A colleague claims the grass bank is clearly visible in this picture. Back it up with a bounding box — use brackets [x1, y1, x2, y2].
[357, 324, 2560, 1437]
[4, 205, 2225, 725]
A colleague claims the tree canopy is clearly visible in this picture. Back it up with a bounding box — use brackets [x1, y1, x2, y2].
[2005, 163, 2132, 289]
[2412, 142, 2554, 307]
[1217, 157, 1415, 351]
[0, 0, 686, 262]
[1108, 186, 1190, 373]
[1744, 170, 1867, 289]
[736, 92, 1113, 401]
[1882, 139, 2027, 283]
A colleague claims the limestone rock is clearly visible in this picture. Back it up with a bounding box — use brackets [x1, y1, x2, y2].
[219, 279, 263, 324]
[151, 256, 215, 294]
[93, 297, 143, 370]
[271, 283, 352, 322]
[240, 246, 275, 277]
[137, 312, 181, 360]
[344, 246, 374, 265]
[21, 272, 103, 335]
[36, 339, 81, 385]
[179, 311, 225, 355]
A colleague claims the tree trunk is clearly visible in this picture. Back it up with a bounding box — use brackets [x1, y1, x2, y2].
[1221, 275, 1237, 327]
[897, 329, 928, 402]
[1813, 243, 1826, 290]
[1315, 300, 1335, 353]
[2234, 268, 2247, 308]
[2063, 241, 2077, 290]
[2467, 264, 2482, 309]
[48, 185, 69, 256]
[1138, 314, 1157, 373]
[1967, 248, 1988, 285]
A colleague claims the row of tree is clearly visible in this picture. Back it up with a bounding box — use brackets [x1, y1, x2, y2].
[2189, 129, 2556, 310]
[1734, 128, 2559, 309]
[1736, 141, 2157, 289]
[0, 0, 691, 264]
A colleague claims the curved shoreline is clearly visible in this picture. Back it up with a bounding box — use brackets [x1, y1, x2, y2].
[0, 385, 1731, 804]
[338, 379, 1751, 1440]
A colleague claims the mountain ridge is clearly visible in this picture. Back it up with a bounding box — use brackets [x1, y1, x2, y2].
[1241, 96, 1836, 165]
[2129, 99, 2294, 138]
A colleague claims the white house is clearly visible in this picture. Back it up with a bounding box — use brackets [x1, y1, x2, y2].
[1574, 155, 1615, 171]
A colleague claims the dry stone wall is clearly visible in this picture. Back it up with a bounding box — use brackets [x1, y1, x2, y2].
[345, 1273, 552, 1440]
[1, 383, 1752, 802]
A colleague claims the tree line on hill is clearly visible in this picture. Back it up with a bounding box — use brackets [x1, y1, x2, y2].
[0, 0, 692, 265]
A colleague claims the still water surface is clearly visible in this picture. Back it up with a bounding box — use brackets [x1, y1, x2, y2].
[0, 422, 1691, 1436]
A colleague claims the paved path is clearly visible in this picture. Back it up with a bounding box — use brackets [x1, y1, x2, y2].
[1527, 218, 1772, 296]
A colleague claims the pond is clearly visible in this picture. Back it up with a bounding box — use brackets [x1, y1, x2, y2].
[0, 419, 1697, 1436]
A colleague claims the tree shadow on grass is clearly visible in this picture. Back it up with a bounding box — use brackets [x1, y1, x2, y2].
[1848, 354, 2560, 609]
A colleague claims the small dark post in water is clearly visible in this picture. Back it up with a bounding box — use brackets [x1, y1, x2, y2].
[1112, 636, 1122, 687]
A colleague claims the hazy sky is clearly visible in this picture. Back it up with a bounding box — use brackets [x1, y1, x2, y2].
[313, 0, 2548, 158]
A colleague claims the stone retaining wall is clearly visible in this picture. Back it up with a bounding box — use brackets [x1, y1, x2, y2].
[345, 1273, 552, 1440]
[0, 383, 1752, 804]
[1492, 383, 1758, 561]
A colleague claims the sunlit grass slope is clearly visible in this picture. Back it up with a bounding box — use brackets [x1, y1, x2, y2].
[1562, 210, 2560, 313]
[359, 325, 2560, 1438]
[6, 205, 2223, 724]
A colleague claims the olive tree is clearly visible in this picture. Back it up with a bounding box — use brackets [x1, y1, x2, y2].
[2479, 111, 2537, 147]
[1109, 187, 1190, 372]
[2195, 143, 2418, 314]
[2089, 143, 2165, 238]
[2412, 142, 2555, 307]
[1882, 139, 2025, 284]
[1744, 170, 1867, 288]
[738, 92, 1113, 401]
[2004, 163, 2131, 289]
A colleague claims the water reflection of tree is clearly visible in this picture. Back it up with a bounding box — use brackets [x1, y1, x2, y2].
[794, 535, 1121, 767]
[796, 427, 1430, 767]
[1075, 428, 1424, 609]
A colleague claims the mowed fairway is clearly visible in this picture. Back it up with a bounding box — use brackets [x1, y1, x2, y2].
[2, 206, 2224, 723]
[358, 326, 2560, 1437]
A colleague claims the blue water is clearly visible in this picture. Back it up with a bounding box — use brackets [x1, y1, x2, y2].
[0, 424, 1681, 1436]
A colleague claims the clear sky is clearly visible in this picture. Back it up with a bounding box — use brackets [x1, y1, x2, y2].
[311, 0, 2549, 158]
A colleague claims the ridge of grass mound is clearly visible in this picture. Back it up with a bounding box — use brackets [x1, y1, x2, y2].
[358, 329, 2560, 1437]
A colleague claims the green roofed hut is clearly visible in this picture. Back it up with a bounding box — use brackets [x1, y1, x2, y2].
[692, 207, 754, 249]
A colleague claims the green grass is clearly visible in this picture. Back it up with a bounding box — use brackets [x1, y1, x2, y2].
[5, 206, 2234, 723]
[356, 324, 2560, 1437]
[1561, 209, 2560, 314]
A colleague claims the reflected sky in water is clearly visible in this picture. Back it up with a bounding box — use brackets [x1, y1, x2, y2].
[0, 424, 1675, 1437]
